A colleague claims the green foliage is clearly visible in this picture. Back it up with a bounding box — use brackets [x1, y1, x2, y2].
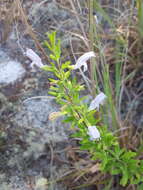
[137, 0, 143, 37]
[43, 31, 143, 187]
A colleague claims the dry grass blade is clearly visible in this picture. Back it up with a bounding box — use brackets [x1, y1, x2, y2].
[68, 0, 89, 48]
[89, 163, 100, 174]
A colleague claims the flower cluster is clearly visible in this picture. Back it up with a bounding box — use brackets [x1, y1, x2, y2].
[72, 51, 107, 141]
[25, 49, 107, 141]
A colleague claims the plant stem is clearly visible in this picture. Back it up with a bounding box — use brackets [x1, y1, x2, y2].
[89, 0, 96, 96]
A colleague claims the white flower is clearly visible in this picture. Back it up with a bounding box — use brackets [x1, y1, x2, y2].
[25, 48, 44, 68]
[94, 15, 99, 24]
[73, 51, 95, 72]
[88, 92, 107, 111]
[87, 126, 100, 141]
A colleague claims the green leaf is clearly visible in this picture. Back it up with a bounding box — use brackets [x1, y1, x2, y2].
[48, 91, 57, 96]
[50, 54, 57, 61]
[120, 165, 129, 186]
[55, 39, 61, 59]
[63, 116, 75, 123]
[48, 78, 58, 83]
[47, 31, 56, 48]
[64, 71, 71, 79]
[121, 151, 136, 161]
[111, 168, 120, 175]
[100, 156, 108, 171]
[42, 65, 53, 72]
[50, 86, 58, 91]
[61, 61, 71, 70]
[78, 118, 84, 124]
[43, 40, 52, 51]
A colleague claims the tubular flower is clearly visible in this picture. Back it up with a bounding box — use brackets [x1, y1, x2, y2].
[87, 126, 100, 141]
[25, 48, 44, 68]
[73, 51, 95, 72]
[94, 14, 99, 24]
[88, 92, 107, 111]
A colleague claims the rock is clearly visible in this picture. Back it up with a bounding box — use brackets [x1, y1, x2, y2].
[0, 96, 71, 190]
[14, 96, 70, 159]
[0, 175, 30, 190]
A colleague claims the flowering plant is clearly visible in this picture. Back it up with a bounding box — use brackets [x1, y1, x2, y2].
[26, 32, 143, 187]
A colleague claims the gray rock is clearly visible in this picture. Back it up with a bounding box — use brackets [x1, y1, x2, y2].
[14, 96, 70, 159]
[0, 175, 31, 190]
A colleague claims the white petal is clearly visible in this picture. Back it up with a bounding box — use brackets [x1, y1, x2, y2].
[25, 49, 44, 68]
[87, 126, 100, 141]
[88, 92, 107, 111]
[73, 51, 95, 72]
[25, 49, 41, 62]
[94, 15, 99, 24]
